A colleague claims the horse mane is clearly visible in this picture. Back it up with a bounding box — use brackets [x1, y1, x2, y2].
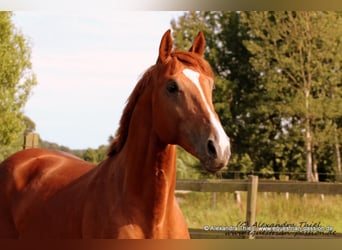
[107, 66, 154, 156]
[107, 51, 213, 156]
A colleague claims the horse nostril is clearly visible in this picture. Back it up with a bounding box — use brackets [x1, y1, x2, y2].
[207, 140, 217, 158]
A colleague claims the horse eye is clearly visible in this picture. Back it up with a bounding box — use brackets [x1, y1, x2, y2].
[166, 81, 179, 94]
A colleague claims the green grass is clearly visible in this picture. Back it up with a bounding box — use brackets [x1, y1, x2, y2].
[177, 191, 342, 233]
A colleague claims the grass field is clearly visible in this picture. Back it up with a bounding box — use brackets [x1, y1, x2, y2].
[177, 191, 342, 234]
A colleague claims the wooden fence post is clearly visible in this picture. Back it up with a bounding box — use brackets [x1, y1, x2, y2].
[23, 132, 39, 149]
[246, 175, 258, 239]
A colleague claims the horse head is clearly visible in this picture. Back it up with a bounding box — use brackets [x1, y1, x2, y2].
[152, 30, 231, 172]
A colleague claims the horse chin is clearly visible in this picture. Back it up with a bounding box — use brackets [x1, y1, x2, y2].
[201, 158, 227, 174]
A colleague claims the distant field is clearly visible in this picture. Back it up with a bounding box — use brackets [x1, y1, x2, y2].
[177, 191, 342, 236]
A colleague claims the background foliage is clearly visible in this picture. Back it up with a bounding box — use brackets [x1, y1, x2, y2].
[0, 12, 37, 162]
[171, 11, 342, 181]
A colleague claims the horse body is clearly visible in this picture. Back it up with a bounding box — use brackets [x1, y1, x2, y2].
[0, 145, 185, 238]
[0, 30, 230, 238]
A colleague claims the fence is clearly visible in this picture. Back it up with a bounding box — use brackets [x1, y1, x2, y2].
[23, 132, 39, 149]
[176, 178, 342, 194]
[176, 178, 342, 239]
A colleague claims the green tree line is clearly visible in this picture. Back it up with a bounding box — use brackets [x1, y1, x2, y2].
[171, 11, 342, 182]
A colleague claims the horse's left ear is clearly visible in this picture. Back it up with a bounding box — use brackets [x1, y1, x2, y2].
[157, 29, 173, 64]
[189, 31, 205, 56]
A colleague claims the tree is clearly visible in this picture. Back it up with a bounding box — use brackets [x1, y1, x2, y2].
[171, 12, 280, 179]
[0, 12, 37, 158]
[171, 11, 342, 181]
[83, 148, 98, 163]
[241, 11, 342, 181]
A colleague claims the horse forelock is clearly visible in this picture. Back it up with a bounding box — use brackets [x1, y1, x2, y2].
[107, 51, 214, 156]
[170, 51, 214, 77]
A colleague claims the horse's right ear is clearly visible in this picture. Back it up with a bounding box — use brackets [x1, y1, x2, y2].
[157, 29, 173, 64]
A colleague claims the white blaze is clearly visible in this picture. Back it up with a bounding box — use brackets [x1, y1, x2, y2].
[182, 68, 230, 156]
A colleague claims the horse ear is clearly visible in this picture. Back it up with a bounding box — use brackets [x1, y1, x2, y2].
[189, 31, 205, 56]
[157, 29, 173, 64]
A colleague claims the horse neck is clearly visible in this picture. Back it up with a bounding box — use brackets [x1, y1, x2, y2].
[103, 85, 177, 220]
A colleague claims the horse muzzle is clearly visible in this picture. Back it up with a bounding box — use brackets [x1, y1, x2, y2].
[201, 137, 231, 173]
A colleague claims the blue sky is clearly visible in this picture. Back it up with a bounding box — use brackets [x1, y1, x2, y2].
[12, 11, 184, 149]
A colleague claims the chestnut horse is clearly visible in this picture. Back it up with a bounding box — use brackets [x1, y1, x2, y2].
[0, 30, 230, 238]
